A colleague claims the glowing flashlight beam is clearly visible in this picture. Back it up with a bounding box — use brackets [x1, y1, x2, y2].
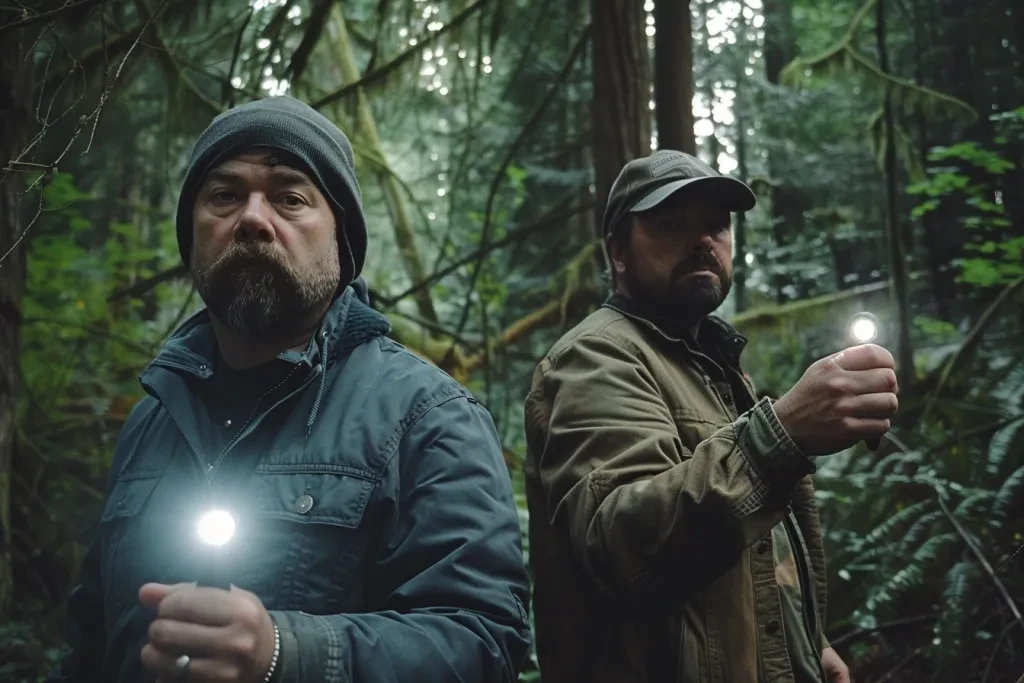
[197, 509, 236, 547]
[849, 312, 879, 344]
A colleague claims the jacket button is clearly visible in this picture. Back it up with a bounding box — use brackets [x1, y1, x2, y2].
[758, 541, 770, 555]
[766, 619, 780, 634]
[295, 494, 314, 514]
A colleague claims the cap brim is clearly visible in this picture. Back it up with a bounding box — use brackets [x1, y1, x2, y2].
[630, 176, 756, 214]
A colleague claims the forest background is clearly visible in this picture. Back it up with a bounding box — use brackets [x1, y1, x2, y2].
[1, 0, 1023, 681]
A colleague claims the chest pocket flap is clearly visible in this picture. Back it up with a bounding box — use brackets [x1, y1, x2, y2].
[256, 464, 375, 528]
[101, 473, 162, 522]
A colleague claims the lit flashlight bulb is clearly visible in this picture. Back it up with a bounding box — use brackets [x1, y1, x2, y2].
[849, 312, 879, 344]
[197, 509, 236, 547]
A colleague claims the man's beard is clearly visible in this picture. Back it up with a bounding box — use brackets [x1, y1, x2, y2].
[192, 239, 340, 339]
[623, 249, 732, 323]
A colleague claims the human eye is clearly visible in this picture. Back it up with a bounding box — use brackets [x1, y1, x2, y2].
[280, 193, 309, 208]
[209, 189, 238, 205]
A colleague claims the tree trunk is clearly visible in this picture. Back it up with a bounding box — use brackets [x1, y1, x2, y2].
[697, 0, 721, 171]
[911, 0, 952, 321]
[654, 0, 695, 155]
[763, 0, 803, 303]
[876, 0, 914, 390]
[327, 7, 439, 324]
[733, 11, 750, 313]
[0, 31, 32, 614]
[591, 0, 651, 240]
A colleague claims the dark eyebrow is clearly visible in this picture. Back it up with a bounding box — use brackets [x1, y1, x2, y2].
[202, 167, 316, 190]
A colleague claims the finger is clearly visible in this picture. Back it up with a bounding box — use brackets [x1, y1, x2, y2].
[846, 367, 899, 395]
[835, 343, 895, 371]
[840, 417, 890, 440]
[142, 644, 240, 682]
[140, 582, 196, 610]
[148, 618, 231, 658]
[157, 586, 239, 626]
[843, 392, 899, 419]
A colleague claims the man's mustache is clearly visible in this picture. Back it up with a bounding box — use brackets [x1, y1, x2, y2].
[214, 241, 284, 270]
[671, 252, 723, 282]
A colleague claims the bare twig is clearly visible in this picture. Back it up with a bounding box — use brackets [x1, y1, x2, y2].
[224, 6, 254, 107]
[0, 0, 104, 37]
[376, 199, 594, 308]
[22, 316, 155, 357]
[937, 493, 1024, 631]
[829, 613, 939, 648]
[982, 620, 1023, 683]
[0, 0, 171, 267]
[924, 275, 1024, 421]
[312, 0, 490, 110]
[106, 262, 188, 302]
[877, 647, 922, 682]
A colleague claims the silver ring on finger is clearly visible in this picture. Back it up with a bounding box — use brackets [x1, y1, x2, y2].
[173, 654, 191, 681]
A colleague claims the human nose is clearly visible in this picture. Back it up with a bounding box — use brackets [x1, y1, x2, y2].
[234, 193, 275, 243]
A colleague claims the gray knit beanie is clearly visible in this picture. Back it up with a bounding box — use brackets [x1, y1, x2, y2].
[175, 96, 367, 290]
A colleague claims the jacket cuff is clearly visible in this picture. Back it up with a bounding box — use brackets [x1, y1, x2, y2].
[269, 610, 347, 683]
[739, 397, 816, 484]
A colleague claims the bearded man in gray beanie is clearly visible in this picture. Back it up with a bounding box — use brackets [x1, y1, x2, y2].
[47, 96, 531, 683]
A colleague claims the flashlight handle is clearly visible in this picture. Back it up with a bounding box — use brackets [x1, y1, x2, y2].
[198, 553, 231, 590]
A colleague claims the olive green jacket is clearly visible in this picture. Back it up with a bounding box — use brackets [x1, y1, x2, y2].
[523, 296, 830, 683]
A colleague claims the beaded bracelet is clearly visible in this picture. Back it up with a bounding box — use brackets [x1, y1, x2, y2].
[263, 622, 281, 683]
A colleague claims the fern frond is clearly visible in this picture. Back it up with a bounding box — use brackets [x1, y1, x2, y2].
[993, 464, 1024, 522]
[897, 509, 944, 558]
[987, 417, 1024, 481]
[953, 490, 995, 518]
[865, 532, 960, 612]
[934, 560, 981, 674]
[853, 499, 934, 553]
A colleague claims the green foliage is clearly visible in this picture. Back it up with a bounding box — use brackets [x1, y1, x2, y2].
[907, 108, 1024, 287]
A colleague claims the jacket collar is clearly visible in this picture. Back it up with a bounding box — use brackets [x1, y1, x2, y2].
[145, 277, 391, 380]
[603, 293, 748, 366]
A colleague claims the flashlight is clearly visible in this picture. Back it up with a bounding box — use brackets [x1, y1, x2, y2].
[196, 509, 235, 589]
[848, 312, 879, 344]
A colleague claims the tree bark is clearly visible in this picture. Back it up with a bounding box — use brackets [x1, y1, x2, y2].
[733, 9, 750, 312]
[327, 6, 438, 324]
[876, 0, 914, 390]
[911, 0, 952, 321]
[0, 29, 32, 614]
[591, 0, 651, 240]
[763, 0, 803, 302]
[654, 0, 695, 155]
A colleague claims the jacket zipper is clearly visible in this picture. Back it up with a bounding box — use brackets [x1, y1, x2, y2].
[204, 362, 311, 483]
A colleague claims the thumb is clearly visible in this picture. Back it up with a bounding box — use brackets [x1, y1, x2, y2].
[139, 582, 195, 609]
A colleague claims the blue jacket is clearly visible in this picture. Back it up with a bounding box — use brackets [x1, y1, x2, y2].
[48, 281, 532, 682]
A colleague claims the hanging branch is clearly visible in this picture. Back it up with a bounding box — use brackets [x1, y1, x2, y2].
[377, 199, 593, 307]
[0, 0, 171, 267]
[0, 0, 105, 37]
[312, 0, 490, 110]
[443, 25, 591, 363]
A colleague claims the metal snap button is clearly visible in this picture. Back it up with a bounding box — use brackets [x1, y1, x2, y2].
[758, 541, 770, 555]
[766, 619, 780, 634]
[295, 494, 314, 514]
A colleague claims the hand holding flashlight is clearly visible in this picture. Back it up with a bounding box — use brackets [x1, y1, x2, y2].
[773, 342, 899, 456]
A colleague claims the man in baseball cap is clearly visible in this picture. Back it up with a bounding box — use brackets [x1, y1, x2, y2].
[524, 150, 870, 682]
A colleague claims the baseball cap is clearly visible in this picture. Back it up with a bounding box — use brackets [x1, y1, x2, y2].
[602, 149, 757, 239]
